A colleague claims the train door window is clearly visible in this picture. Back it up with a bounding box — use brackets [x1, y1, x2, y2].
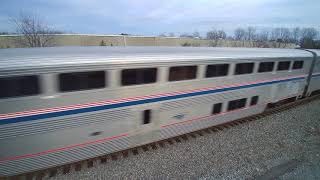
[250, 96, 259, 106]
[234, 63, 254, 75]
[212, 103, 222, 115]
[258, 62, 274, 73]
[205, 64, 229, 78]
[292, 61, 304, 70]
[121, 68, 157, 86]
[277, 61, 291, 71]
[169, 66, 197, 81]
[227, 98, 247, 111]
[143, 109, 151, 124]
[0, 75, 40, 99]
[59, 71, 106, 92]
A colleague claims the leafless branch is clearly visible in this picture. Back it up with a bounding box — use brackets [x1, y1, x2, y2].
[10, 12, 58, 47]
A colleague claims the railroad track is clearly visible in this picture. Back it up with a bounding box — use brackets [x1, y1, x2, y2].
[3, 94, 320, 180]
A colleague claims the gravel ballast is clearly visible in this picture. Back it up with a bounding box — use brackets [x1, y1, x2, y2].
[48, 99, 320, 180]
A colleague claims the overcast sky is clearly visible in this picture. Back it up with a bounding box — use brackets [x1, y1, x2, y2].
[0, 0, 319, 36]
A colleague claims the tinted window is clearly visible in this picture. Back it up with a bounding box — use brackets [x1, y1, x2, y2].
[277, 61, 291, 71]
[206, 64, 229, 78]
[122, 68, 157, 86]
[250, 96, 259, 106]
[212, 103, 222, 115]
[227, 98, 247, 111]
[59, 71, 106, 92]
[0, 75, 40, 99]
[235, 63, 254, 75]
[169, 66, 197, 81]
[292, 61, 304, 69]
[258, 62, 274, 73]
[143, 109, 151, 124]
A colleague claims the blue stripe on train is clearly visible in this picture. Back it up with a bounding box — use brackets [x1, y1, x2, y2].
[0, 77, 304, 125]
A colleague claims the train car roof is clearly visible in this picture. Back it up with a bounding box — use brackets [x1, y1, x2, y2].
[307, 49, 320, 55]
[0, 46, 313, 71]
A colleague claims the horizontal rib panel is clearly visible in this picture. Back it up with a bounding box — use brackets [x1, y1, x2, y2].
[0, 108, 131, 139]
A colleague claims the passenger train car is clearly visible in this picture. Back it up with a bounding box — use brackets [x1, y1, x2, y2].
[0, 47, 319, 176]
[306, 49, 320, 96]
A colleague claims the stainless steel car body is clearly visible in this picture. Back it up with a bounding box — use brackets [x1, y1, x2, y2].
[0, 47, 315, 176]
[306, 49, 320, 96]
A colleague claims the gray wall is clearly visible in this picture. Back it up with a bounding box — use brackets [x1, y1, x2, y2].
[0, 34, 295, 48]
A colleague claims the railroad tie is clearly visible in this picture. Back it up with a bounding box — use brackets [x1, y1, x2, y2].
[100, 157, 107, 164]
[87, 161, 94, 168]
[122, 151, 129, 158]
[132, 149, 139, 155]
[75, 163, 82, 171]
[175, 138, 181, 143]
[151, 144, 158, 150]
[181, 135, 189, 140]
[111, 154, 118, 161]
[63, 165, 71, 174]
[158, 141, 165, 148]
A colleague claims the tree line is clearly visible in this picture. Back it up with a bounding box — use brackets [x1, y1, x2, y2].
[160, 27, 319, 49]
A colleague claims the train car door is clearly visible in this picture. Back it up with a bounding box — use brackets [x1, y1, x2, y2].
[130, 103, 161, 147]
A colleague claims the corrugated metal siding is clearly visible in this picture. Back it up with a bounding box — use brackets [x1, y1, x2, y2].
[0, 108, 131, 139]
[160, 105, 263, 140]
[0, 135, 130, 176]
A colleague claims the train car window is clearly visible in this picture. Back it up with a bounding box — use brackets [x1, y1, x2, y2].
[121, 68, 157, 86]
[277, 61, 291, 71]
[250, 96, 259, 106]
[292, 61, 304, 69]
[212, 103, 222, 115]
[143, 109, 151, 124]
[169, 66, 197, 81]
[59, 71, 106, 92]
[227, 98, 247, 111]
[0, 75, 40, 99]
[205, 64, 229, 78]
[258, 62, 274, 73]
[234, 63, 254, 75]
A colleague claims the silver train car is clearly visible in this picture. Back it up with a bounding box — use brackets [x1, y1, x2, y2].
[306, 49, 320, 96]
[0, 47, 319, 176]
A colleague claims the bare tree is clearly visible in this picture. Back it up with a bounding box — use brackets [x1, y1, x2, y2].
[245, 26, 257, 46]
[270, 28, 290, 47]
[257, 30, 269, 41]
[254, 30, 270, 48]
[233, 28, 246, 47]
[11, 12, 58, 47]
[192, 31, 201, 38]
[217, 30, 226, 40]
[234, 28, 246, 41]
[300, 27, 319, 48]
[291, 27, 301, 44]
[278, 28, 291, 47]
[301, 27, 318, 40]
[206, 29, 226, 46]
[246, 26, 256, 41]
[270, 28, 279, 41]
[206, 29, 218, 40]
[207, 29, 226, 40]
